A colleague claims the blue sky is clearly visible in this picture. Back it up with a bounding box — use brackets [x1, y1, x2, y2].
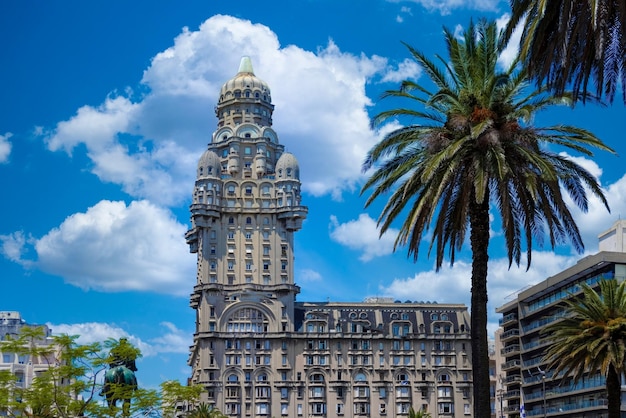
[1, 0, 625, 390]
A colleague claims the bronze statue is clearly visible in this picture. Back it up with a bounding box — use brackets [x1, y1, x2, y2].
[101, 338, 139, 416]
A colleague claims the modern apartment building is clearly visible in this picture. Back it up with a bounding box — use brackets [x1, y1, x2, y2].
[496, 220, 626, 418]
[186, 57, 474, 418]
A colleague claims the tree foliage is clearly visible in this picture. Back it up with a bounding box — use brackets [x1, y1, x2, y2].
[504, 0, 626, 104]
[0, 327, 204, 417]
[543, 278, 626, 418]
[362, 19, 613, 418]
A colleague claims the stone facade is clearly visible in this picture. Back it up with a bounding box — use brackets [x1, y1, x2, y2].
[187, 57, 473, 418]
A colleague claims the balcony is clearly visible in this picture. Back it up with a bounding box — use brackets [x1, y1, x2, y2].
[501, 328, 520, 341]
[502, 359, 521, 371]
[503, 374, 521, 384]
[499, 312, 518, 326]
[501, 344, 521, 356]
[504, 390, 521, 400]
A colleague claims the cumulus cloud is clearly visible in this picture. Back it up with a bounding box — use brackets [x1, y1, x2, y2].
[329, 213, 398, 261]
[0, 132, 12, 163]
[42, 15, 396, 203]
[49, 321, 190, 357]
[32, 200, 195, 295]
[380, 58, 421, 83]
[377, 251, 580, 335]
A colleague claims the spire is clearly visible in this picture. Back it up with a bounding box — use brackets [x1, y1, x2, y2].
[238, 56, 254, 74]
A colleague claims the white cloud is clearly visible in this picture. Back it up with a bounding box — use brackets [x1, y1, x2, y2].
[42, 15, 391, 203]
[388, 0, 501, 15]
[377, 251, 580, 336]
[329, 213, 398, 261]
[33, 200, 195, 295]
[49, 321, 190, 357]
[496, 13, 523, 70]
[380, 58, 421, 83]
[0, 231, 34, 268]
[0, 132, 12, 163]
[298, 268, 322, 282]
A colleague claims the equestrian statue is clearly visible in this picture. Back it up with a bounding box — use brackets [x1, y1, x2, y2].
[101, 338, 139, 416]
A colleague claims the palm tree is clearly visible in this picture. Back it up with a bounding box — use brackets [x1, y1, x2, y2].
[409, 406, 432, 418]
[188, 403, 227, 418]
[543, 279, 626, 418]
[503, 0, 626, 104]
[361, 19, 613, 418]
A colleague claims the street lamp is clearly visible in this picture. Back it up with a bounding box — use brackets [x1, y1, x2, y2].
[497, 388, 504, 418]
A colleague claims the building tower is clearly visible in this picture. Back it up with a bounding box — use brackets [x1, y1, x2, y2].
[187, 57, 473, 418]
[186, 55, 307, 402]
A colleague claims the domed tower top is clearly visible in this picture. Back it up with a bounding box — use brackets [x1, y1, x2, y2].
[275, 152, 300, 180]
[215, 57, 275, 129]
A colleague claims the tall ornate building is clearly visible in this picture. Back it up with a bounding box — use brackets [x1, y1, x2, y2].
[187, 57, 473, 418]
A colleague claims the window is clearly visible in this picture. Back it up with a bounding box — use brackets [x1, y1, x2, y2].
[310, 387, 325, 398]
[354, 403, 370, 415]
[256, 403, 269, 415]
[396, 386, 410, 398]
[354, 387, 369, 398]
[337, 403, 344, 415]
[355, 373, 367, 382]
[311, 403, 326, 415]
[226, 308, 268, 333]
[246, 216, 252, 224]
[281, 403, 289, 416]
[438, 403, 454, 414]
[379, 387, 386, 398]
[438, 386, 452, 397]
[397, 403, 411, 414]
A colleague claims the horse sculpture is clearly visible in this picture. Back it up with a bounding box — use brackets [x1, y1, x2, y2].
[101, 338, 139, 417]
[102, 365, 137, 415]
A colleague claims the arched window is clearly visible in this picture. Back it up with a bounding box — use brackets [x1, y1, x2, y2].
[228, 217, 235, 224]
[355, 373, 367, 382]
[228, 374, 239, 382]
[246, 217, 252, 224]
[226, 308, 268, 333]
[310, 373, 325, 383]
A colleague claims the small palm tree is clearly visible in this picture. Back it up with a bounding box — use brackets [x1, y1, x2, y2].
[543, 279, 626, 418]
[188, 403, 227, 418]
[409, 406, 432, 418]
[362, 19, 613, 418]
[503, 0, 626, 104]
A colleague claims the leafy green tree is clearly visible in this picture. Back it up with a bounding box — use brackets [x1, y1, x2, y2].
[0, 327, 202, 417]
[362, 19, 613, 418]
[543, 278, 626, 418]
[503, 0, 625, 104]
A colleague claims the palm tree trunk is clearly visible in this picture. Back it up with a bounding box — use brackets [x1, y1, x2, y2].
[469, 194, 491, 418]
[606, 365, 621, 418]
